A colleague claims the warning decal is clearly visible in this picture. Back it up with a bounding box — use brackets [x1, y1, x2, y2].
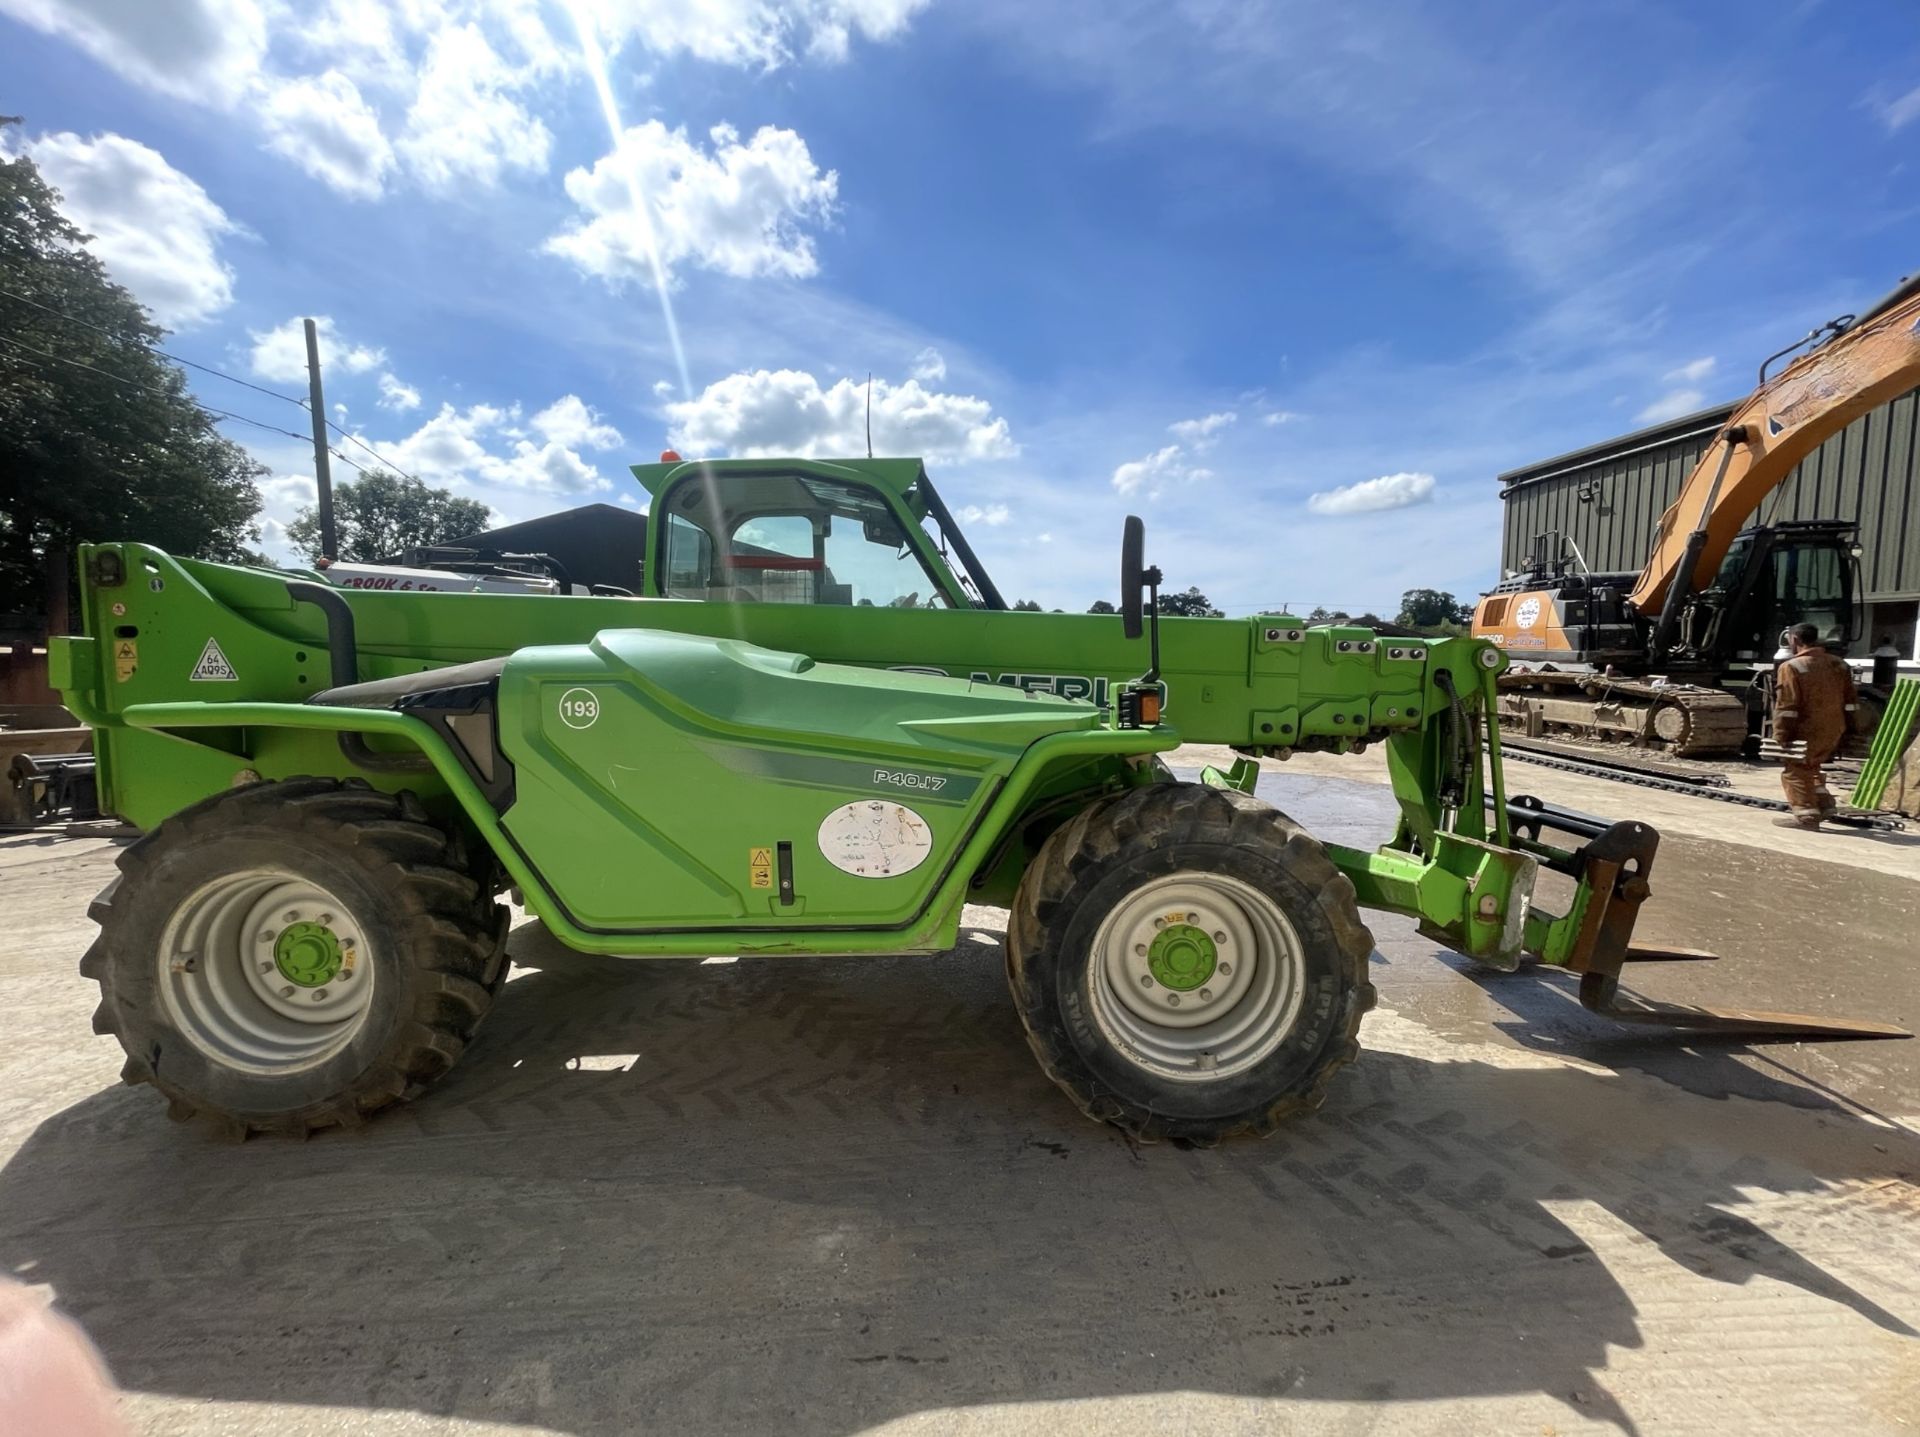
[190, 637, 238, 682]
[748, 846, 774, 890]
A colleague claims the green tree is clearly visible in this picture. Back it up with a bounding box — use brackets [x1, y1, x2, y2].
[1087, 598, 1116, 614]
[0, 127, 264, 619]
[1396, 587, 1472, 630]
[287, 471, 491, 562]
[1012, 598, 1043, 612]
[1153, 586, 1224, 617]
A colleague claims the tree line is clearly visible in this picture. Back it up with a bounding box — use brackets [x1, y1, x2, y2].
[1057, 586, 1476, 631]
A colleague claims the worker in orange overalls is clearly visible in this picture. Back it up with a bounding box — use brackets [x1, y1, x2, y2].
[1772, 622, 1859, 830]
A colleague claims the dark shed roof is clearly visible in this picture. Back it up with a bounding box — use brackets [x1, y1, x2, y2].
[447, 503, 648, 592]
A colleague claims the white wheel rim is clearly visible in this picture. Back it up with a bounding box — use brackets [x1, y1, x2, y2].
[157, 871, 376, 1075]
[1087, 872, 1308, 1082]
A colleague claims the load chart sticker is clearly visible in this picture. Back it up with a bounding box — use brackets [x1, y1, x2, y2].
[817, 801, 932, 878]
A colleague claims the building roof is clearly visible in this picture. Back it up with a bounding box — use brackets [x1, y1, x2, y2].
[1496, 401, 1735, 490]
[444, 502, 648, 592]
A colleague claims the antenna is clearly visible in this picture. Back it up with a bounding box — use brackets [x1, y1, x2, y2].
[865, 373, 874, 458]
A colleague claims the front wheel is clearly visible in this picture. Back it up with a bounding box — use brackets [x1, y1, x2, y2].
[1006, 783, 1375, 1144]
[82, 778, 507, 1138]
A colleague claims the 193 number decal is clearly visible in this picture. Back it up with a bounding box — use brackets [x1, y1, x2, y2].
[559, 688, 600, 729]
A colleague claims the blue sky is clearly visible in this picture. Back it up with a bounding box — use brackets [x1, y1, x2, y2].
[2, 0, 1916, 613]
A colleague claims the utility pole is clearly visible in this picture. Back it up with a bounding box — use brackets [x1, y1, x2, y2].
[303, 317, 337, 559]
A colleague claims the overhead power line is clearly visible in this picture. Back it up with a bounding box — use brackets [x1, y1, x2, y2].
[0, 286, 307, 409]
[1, 286, 421, 481]
[0, 333, 314, 446]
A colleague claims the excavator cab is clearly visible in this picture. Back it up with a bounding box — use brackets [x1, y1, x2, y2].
[1683, 520, 1860, 665]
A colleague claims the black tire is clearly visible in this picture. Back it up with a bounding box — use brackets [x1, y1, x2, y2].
[82, 778, 508, 1138]
[1006, 782, 1375, 1144]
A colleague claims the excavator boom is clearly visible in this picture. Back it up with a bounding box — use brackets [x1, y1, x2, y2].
[1628, 275, 1920, 615]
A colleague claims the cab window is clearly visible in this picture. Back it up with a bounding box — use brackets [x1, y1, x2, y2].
[658, 472, 953, 608]
[1771, 543, 1848, 646]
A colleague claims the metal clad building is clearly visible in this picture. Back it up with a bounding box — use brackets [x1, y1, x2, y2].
[1497, 384, 1920, 660]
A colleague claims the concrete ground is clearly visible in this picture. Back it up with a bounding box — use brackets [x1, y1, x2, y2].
[2, 753, 1918, 1436]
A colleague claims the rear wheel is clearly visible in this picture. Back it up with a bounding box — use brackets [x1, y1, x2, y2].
[83, 778, 507, 1138]
[1007, 782, 1374, 1144]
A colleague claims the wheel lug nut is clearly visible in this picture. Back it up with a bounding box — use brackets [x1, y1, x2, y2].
[1218, 961, 1232, 975]
[1140, 974, 1154, 987]
[257, 930, 274, 943]
[1186, 912, 1198, 923]
[1214, 931, 1227, 943]
[311, 990, 329, 1002]
[280, 986, 296, 998]
[1199, 988, 1214, 1001]
[259, 962, 274, 974]
[318, 913, 334, 925]
[1153, 917, 1166, 929]
[1166, 994, 1182, 1007]
[1134, 944, 1147, 956]
[284, 911, 300, 922]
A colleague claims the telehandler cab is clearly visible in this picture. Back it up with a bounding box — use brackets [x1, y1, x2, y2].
[53, 473, 1905, 1142]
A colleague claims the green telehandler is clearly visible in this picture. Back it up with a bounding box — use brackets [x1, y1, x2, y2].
[51, 455, 1905, 1142]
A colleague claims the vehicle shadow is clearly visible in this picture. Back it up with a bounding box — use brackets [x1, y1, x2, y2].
[1, 916, 1916, 1437]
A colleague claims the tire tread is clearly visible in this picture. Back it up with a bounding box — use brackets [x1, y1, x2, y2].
[1007, 780, 1375, 1145]
[83, 780, 507, 1139]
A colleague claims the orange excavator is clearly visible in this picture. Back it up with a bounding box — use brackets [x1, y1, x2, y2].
[1474, 269, 1920, 755]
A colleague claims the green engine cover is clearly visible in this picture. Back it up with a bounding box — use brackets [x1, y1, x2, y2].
[496, 629, 1101, 934]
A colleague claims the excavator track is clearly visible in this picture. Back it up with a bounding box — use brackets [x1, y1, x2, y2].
[1497, 746, 1906, 831]
[1495, 670, 1750, 758]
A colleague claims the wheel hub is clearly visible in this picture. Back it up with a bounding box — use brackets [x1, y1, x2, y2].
[273, 922, 343, 987]
[1088, 873, 1308, 1082]
[1146, 923, 1217, 990]
[156, 871, 376, 1075]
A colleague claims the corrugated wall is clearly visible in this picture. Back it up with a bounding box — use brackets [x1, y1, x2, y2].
[1499, 385, 1920, 600]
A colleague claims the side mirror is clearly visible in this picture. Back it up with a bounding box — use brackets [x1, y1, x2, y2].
[1121, 515, 1145, 640]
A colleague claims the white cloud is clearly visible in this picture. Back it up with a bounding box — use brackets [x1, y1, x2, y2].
[374, 400, 613, 495]
[1636, 388, 1705, 424]
[1664, 356, 1715, 384]
[377, 372, 421, 411]
[257, 69, 395, 200]
[956, 503, 1010, 526]
[397, 22, 552, 193]
[249, 316, 385, 383]
[911, 346, 947, 382]
[666, 369, 1018, 464]
[1168, 411, 1236, 449]
[545, 121, 838, 288]
[1875, 83, 1920, 133]
[531, 395, 622, 450]
[600, 0, 930, 68]
[2, 0, 931, 208]
[1306, 471, 1436, 516]
[1261, 410, 1304, 426]
[1111, 445, 1212, 500]
[24, 131, 238, 328]
[0, 0, 268, 106]
[652, 379, 677, 399]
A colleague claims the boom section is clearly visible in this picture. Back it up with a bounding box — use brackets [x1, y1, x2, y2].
[1627, 282, 1920, 615]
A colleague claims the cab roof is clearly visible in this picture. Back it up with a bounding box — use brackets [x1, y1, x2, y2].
[629, 455, 929, 502]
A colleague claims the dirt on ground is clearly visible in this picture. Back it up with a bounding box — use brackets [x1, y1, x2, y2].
[2, 759, 1918, 1436]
